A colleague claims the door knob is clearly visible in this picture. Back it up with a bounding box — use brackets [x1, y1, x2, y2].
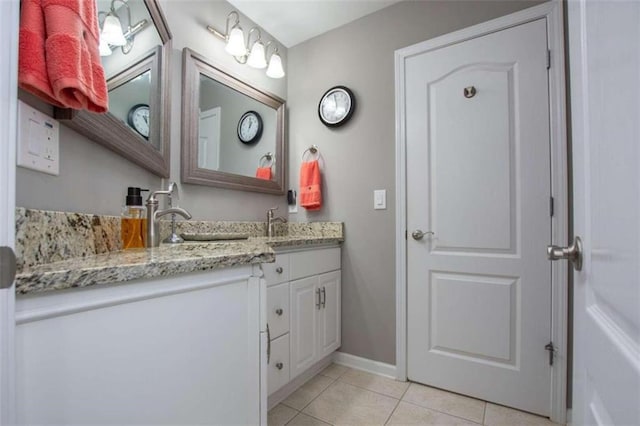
[412, 230, 434, 240]
[547, 236, 583, 271]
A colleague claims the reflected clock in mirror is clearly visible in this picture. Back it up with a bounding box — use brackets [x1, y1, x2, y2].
[182, 48, 286, 194]
[127, 104, 150, 139]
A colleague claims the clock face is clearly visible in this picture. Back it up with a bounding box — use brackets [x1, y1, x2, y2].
[127, 104, 150, 139]
[237, 111, 263, 144]
[318, 86, 355, 127]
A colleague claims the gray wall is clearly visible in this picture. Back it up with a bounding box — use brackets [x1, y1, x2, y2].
[17, 0, 288, 220]
[287, 0, 544, 364]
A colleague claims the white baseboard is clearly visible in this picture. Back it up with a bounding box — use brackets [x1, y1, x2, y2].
[332, 351, 398, 380]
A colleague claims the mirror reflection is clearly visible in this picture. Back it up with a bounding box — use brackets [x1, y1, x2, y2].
[181, 48, 285, 194]
[198, 74, 278, 179]
[97, 0, 160, 148]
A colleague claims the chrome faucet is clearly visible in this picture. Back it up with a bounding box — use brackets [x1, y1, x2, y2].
[146, 182, 192, 247]
[267, 206, 287, 238]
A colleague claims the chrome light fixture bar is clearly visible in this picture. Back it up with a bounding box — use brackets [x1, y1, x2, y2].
[99, 0, 149, 56]
[206, 11, 285, 79]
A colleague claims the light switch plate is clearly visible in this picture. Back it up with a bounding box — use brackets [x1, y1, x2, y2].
[288, 203, 298, 214]
[374, 189, 386, 210]
[17, 101, 60, 175]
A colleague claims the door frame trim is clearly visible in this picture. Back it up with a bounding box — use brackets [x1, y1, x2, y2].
[0, 0, 18, 423]
[394, 2, 569, 423]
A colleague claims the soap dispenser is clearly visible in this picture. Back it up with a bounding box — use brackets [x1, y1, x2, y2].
[121, 187, 148, 249]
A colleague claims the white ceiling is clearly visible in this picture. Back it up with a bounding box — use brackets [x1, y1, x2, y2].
[226, 0, 402, 48]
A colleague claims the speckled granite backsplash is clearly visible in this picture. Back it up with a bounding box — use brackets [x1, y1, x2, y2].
[16, 208, 343, 272]
[15, 208, 122, 272]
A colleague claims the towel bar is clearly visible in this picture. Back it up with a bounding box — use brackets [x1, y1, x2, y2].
[302, 144, 320, 160]
[259, 152, 275, 167]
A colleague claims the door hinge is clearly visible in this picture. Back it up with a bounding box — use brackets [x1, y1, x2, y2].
[546, 49, 551, 69]
[549, 196, 555, 217]
[0, 246, 16, 290]
[545, 341, 555, 366]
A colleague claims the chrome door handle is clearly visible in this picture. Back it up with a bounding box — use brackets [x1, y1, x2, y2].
[547, 236, 583, 271]
[316, 288, 321, 309]
[321, 286, 326, 308]
[412, 230, 434, 240]
[266, 323, 271, 364]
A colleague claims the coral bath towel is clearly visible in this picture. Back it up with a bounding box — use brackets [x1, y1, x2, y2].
[19, 0, 109, 112]
[299, 160, 322, 211]
[256, 167, 272, 180]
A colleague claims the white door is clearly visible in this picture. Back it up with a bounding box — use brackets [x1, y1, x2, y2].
[318, 271, 341, 358]
[567, 1, 640, 424]
[406, 19, 552, 415]
[0, 0, 18, 423]
[198, 107, 221, 170]
[290, 276, 319, 379]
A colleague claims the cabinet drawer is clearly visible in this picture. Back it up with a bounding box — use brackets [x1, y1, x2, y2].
[268, 334, 290, 395]
[267, 282, 289, 339]
[262, 254, 290, 286]
[290, 247, 340, 280]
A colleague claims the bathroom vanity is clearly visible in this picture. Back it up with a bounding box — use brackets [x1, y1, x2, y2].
[13, 210, 343, 425]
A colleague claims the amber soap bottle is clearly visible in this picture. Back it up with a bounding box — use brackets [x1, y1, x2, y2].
[121, 187, 148, 249]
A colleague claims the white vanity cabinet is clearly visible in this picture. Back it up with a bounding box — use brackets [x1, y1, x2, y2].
[15, 266, 266, 426]
[266, 246, 341, 396]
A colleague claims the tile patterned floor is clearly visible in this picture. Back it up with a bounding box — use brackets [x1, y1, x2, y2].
[268, 364, 562, 426]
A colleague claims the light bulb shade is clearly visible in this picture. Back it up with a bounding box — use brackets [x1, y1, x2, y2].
[225, 26, 246, 56]
[247, 41, 267, 69]
[99, 36, 112, 56]
[266, 52, 285, 78]
[101, 14, 126, 46]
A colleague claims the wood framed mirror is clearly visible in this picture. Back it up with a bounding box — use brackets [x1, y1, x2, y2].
[54, 0, 172, 177]
[181, 48, 286, 195]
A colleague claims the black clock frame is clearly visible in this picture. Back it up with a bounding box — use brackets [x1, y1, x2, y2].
[318, 86, 356, 128]
[127, 103, 150, 140]
[237, 110, 263, 144]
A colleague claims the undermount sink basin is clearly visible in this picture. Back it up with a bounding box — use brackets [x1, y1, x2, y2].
[180, 233, 250, 242]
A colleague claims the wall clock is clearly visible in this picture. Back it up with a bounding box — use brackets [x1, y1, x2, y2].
[127, 104, 150, 139]
[318, 86, 356, 127]
[237, 111, 263, 144]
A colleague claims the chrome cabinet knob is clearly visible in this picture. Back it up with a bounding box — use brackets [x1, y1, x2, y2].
[275, 308, 283, 316]
[276, 362, 284, 370]
[412, 230, 434, 240]
[547, 236, 583, 271]
[275, 266, 283, 274]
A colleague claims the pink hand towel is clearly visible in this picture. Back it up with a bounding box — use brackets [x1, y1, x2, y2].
[43, 0, 108, 112]
[299, 160, 322, 211]
[19, 0, 109, 112]
[19, 0, 65, 107]
[256, 166, 272, 180]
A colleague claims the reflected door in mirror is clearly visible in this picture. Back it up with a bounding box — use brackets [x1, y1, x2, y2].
[198, 107, 221, 170]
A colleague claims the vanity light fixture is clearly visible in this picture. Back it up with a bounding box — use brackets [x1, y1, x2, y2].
[206, 11, 285, 79]
[99, 1, 150, 57]
[246, 28, 267, 69]
[266, 43, 285, 79]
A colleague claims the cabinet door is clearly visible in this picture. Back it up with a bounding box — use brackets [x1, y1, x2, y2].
[318, 271, 341, 359]
[290, 276, 319, 379]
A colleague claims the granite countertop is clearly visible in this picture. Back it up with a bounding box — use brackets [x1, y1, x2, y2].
[14, 208, 344, 296]
[15, 234, 343, 296]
